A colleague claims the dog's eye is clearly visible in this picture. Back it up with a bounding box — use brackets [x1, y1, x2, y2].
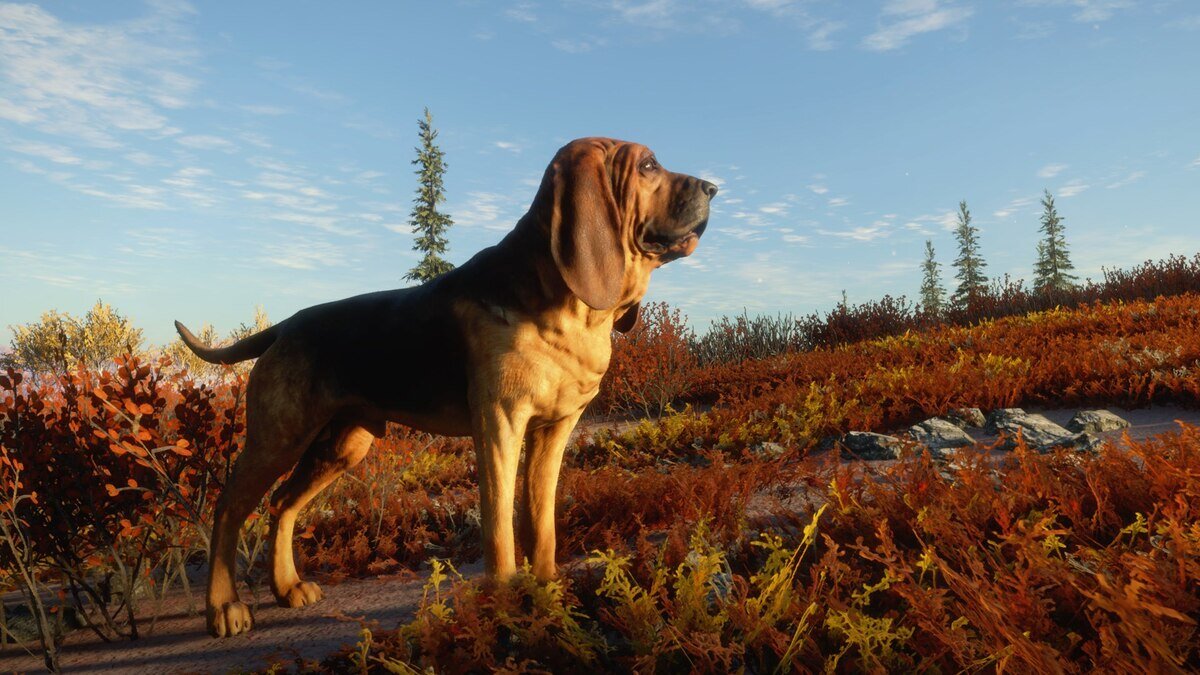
[640, 158, 658, 172]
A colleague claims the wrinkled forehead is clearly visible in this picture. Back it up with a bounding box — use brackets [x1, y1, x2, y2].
[555, 137, 651, 164]
[609, 142, 652, 169]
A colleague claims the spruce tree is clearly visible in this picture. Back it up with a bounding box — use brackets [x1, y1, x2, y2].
[1032, 189, 1077, 293]
[404, 108, 455, 283]
[919, 239, 945, 315]
[950, 200, 988, 311]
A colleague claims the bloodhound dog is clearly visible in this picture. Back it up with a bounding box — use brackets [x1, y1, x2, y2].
[175, 137, 715, 637]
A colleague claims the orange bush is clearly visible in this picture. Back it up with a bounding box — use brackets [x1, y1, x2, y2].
[0, 358, 245, 641]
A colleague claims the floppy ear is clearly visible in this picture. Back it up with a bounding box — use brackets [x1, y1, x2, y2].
[613, 302, 640, 333]
[549, 147, 626, 310]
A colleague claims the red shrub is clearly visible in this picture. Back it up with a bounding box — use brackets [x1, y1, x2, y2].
[596, 301, 698, 417]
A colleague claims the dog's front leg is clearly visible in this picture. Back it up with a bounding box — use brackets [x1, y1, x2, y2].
[519, 410, 583, 580]
[472, 404, 531, 579]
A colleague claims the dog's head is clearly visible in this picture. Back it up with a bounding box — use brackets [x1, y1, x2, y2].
[530, 137, 715, 316]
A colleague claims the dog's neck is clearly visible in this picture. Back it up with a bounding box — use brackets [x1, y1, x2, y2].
[496, 213, 648, 331]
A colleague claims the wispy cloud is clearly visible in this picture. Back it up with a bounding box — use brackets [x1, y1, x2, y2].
[817, 221, 892, 242]
[1105, 170, 1145, 189]
[905, 210, 959, 232]
[450, 191, 521, 230]
[1037, 162, 1068, 178]
[343, 116, 397, 139]
[267, 212, 361, 237]
[493, 140, 523, 153]
[9, 155, 172, 210]
[1014, 20, 1055, 40]
[239, 103, 291, 116]
[806, 20, 844, 50]
[552, 36, 606, 52]
[0, 0, 199, 148]
[116, 227, 196, 259]
[827, 196, 849, 207]
[608, 0, 687, 30]
[0, 244, 138, 296]
[506, 2, 538, 23]
[1058, 179, 1090, 197]
[993, 195, 1036, 219]
[261, 238, 347, 270]
[780, 231, 810, 244]
[863, 0, 973, 51]
[1019, 0, 1133, 23]
[1168, 15, 1200, 31]
[11, 140, 86, 166]
[176, 134, 237, 152]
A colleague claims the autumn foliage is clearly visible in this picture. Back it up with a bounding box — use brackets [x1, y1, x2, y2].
[2, 284, 1200, 671]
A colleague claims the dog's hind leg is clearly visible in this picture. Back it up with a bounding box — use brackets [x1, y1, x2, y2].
[206, 365, 325, 637]
[267, 423, 374, 608]
[206, 430, 316, 637]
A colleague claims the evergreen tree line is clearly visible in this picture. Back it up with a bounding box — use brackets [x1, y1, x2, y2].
[921, 190, 1077, 315]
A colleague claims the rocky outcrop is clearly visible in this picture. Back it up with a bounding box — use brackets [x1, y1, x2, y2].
[983, 408, 1028, 434]
[1067, 410, 1131, 434]
[985, 408, 1122, 453]
[828, 407, 1127, 461]
[908, 418, 975, 451]
[837, 431, 902, 460]
[989, 411, 1075, 448]
[1053, 431, 1104, 453]
[947, 407, 985, 429]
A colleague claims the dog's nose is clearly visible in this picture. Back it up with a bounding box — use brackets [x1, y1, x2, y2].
[699, 180, 718, 198]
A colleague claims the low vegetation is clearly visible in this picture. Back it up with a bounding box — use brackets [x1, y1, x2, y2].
[2, 257, 1200, 671]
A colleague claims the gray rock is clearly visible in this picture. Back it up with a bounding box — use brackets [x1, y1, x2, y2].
[1067, 410, 1130, 434]
[983, 408, 1027, 434]
[751, 441, 787, 459]
[838, 431, 902, 460]
[1047, 431, 1104, 454]
[1069, 431, 1104, 453]
[908, 417, 975, 450]
[948, 407, 985, 428]
[0, 603, 82, 643]
[991, 411, 1074, 450]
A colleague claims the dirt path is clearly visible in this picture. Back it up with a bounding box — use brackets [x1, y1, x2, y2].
[3, 405, 1197, 674]
[0, 563, 483, 674]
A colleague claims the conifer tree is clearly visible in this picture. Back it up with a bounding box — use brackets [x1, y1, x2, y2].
[404, 108, 455, 283]
[1032, 189, 1077, 293]
[950, 200, 988, 311]
[919, 239, 945, 315]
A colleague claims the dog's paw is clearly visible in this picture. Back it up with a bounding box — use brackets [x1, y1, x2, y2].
[276, 580, 323, 608]
[207, 600, 253, 637]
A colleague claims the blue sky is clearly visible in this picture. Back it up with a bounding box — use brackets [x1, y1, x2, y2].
[2, 0, 1199, 346]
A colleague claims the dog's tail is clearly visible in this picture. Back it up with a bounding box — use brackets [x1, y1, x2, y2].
[173, 320, 279, 365]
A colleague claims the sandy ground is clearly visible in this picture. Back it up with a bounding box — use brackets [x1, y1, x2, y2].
[2, 405, 1197, 674]
[0, 563, 483, 674]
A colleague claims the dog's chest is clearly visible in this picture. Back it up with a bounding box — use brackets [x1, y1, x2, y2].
[462, 303, 611, 419]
